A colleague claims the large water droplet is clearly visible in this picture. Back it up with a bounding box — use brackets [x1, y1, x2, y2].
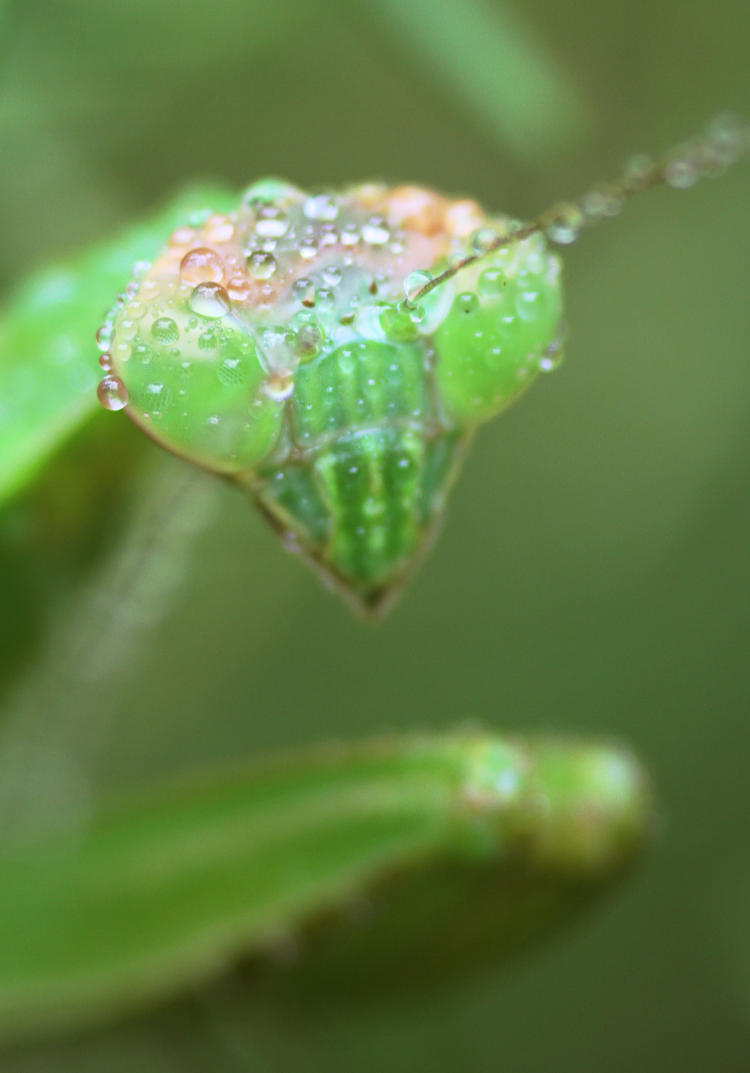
[180, 247, 224, 285]
[362, 216, 390, 245]
[97, 375, 128, 411]
[246, 250, 278, 279]
[304, 194, 339, 222]
[150, 317, 179, 343]
[403, 270, 431, 304]
[188, 282, 232, 319]
[255, 205, 289, 238]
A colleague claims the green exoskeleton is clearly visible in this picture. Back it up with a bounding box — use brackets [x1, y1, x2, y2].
[95, 116, 749, 615]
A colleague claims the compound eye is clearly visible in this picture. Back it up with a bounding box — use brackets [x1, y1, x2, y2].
[433, 236, 564, 424]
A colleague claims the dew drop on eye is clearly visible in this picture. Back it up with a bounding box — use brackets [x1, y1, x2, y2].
[188, 282, 232, 319]
[246, 251, 278, 280]
[179, 247, 224, 285]
[97, 374, 128, 411]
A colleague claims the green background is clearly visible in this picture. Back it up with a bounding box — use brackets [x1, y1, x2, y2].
[1, 0, 749, 1069]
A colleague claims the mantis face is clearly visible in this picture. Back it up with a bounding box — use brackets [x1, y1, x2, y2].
[101, 181, 563, 614]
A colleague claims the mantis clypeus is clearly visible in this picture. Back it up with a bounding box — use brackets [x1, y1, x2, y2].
[0, 116, 747, 1045]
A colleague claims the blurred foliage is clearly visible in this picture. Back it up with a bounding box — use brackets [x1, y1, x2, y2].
[1, 0, 749, 1071]
[0, 183, 233, 503]
[0, 734, 651, 1045]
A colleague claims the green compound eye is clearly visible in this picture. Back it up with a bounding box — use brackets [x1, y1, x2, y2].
[100, 181, 563, 614]
[432, 239, 563, 422]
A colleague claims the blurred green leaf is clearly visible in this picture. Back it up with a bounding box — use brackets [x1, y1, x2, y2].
[0, 183, 234, 506]
[0, 733, 651, 1044]
[366, 0, 591, 163]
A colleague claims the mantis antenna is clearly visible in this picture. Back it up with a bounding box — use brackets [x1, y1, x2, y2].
[409, 114, 750, 305]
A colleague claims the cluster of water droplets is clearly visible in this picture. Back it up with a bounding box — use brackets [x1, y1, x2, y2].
[95, 175, 570, 456]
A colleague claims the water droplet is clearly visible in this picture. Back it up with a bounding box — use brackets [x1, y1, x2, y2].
[341, 223, 360, 246]
[117, 318, 138, 341]
[404, 270, 431, 304]
[581, 185, 623, 220]
[112, 341, 131, 363]
[470, 227, 500, 255]
[98, 352, 112, 371]
[304, 194, 339, 222]
[293, 278, 316, 307]
[622, 154, 656, 192]
[542, 202, 585, 244]
[362, 216, 390, 245]
[538, 338, 564, 373]
[188, 282, 232, 319]
[293, 317, 323, 361]
[246, 250, 278, 279]
[150, 317, 179, 343]
[456, 292, 479, 315]
[259, 326, 296, 371]
[314, 287, 335, 310]
[706, 113, 748, 165]
[407, 301, 426, 325]
[226, 274, 251, 301]
[478, 268, 506, 296]
[95, 325, 113, 351]
[198, 328, 219, 350]
[204, 215, 235, 244]
[255, 204, 289, 238]
[180, 247, 224, 285]
[319, 227, 339, 248]
[97, 375, 128, 411]
[139, 279, 160, 302]
[664, 156, 698, 189]
[322, 265, 343, 288]
[263, 371, 295, 401]
[299, 239, 318, 260]
[169, 225, 197, 248]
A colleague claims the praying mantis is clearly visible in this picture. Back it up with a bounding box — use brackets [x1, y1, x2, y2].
[0, 116, 746, 1044]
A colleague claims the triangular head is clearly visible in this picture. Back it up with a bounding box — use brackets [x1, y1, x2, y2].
[99, 180, 563, 614]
